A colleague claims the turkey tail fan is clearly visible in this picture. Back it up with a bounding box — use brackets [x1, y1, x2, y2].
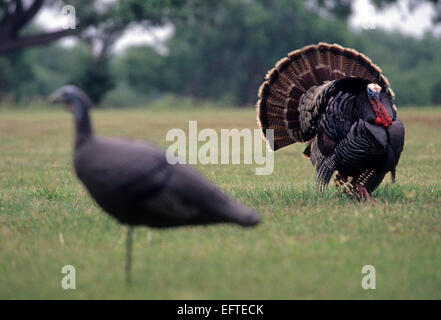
[257, 42, 395, 151]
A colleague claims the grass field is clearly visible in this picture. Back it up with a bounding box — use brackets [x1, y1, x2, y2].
[0, 106, 440, 299]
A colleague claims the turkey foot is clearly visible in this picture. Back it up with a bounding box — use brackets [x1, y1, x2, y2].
[356, 184, 370, 201]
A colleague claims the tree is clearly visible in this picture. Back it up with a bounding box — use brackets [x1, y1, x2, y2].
[0, 0, 182, 53]
[121, 0, 352, 105]
[117, 0, 441, 106]
[0, 0, 185, 103]
[0, 0, 76, 53]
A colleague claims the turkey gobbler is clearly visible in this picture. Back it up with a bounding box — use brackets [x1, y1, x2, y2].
[257, 43, 405, 200]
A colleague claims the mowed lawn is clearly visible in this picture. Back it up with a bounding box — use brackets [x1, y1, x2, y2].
[0, 106, 440, 299]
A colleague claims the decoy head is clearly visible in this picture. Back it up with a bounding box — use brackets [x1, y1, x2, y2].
[48, 85, 93, 111]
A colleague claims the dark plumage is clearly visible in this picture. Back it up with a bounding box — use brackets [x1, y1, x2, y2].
[49, 85, 260, 283]
[257, 43, 405, 200]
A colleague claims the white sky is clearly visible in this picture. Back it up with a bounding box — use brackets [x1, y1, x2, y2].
[349, 0, 441, 36]
[34, 0, 440, 54]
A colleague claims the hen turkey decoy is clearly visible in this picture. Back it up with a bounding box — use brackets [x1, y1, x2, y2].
[49, 85, 260, 284]
[257, 43, 405, 200]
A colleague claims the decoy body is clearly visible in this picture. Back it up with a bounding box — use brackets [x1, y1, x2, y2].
[49, 85, 260, 283]
[257, 43, 405, 200]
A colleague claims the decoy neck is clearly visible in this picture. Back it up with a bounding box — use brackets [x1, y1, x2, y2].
[71, 94, 93, 143]
[49, 85, 94, 145]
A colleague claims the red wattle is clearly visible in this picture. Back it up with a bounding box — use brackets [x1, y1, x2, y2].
[369, 99, 392, 128]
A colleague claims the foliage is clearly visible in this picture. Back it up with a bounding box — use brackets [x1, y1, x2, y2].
[115, 46, 167, 94]
[70, 58, 116, 104]
[356, 30, 441, 106]
[120, 0, 351, 105]
[0, 51, 34, 102]
[116, 0, 441, 106]
[0, 0, 186, 104]
[1, 0, 441, 107]
[0, 42, 89, 102]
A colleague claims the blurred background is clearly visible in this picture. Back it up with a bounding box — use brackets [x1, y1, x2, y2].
[0, 0, 440, 109]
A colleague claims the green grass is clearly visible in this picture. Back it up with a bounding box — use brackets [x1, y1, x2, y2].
[0, 106, 440, 299]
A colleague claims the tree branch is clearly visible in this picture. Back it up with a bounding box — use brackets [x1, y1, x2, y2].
[15, 0, 44, 32]
[16, 0, 24, 14]
[0, 1, 13, 28]
[0, 28, 77, 53]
